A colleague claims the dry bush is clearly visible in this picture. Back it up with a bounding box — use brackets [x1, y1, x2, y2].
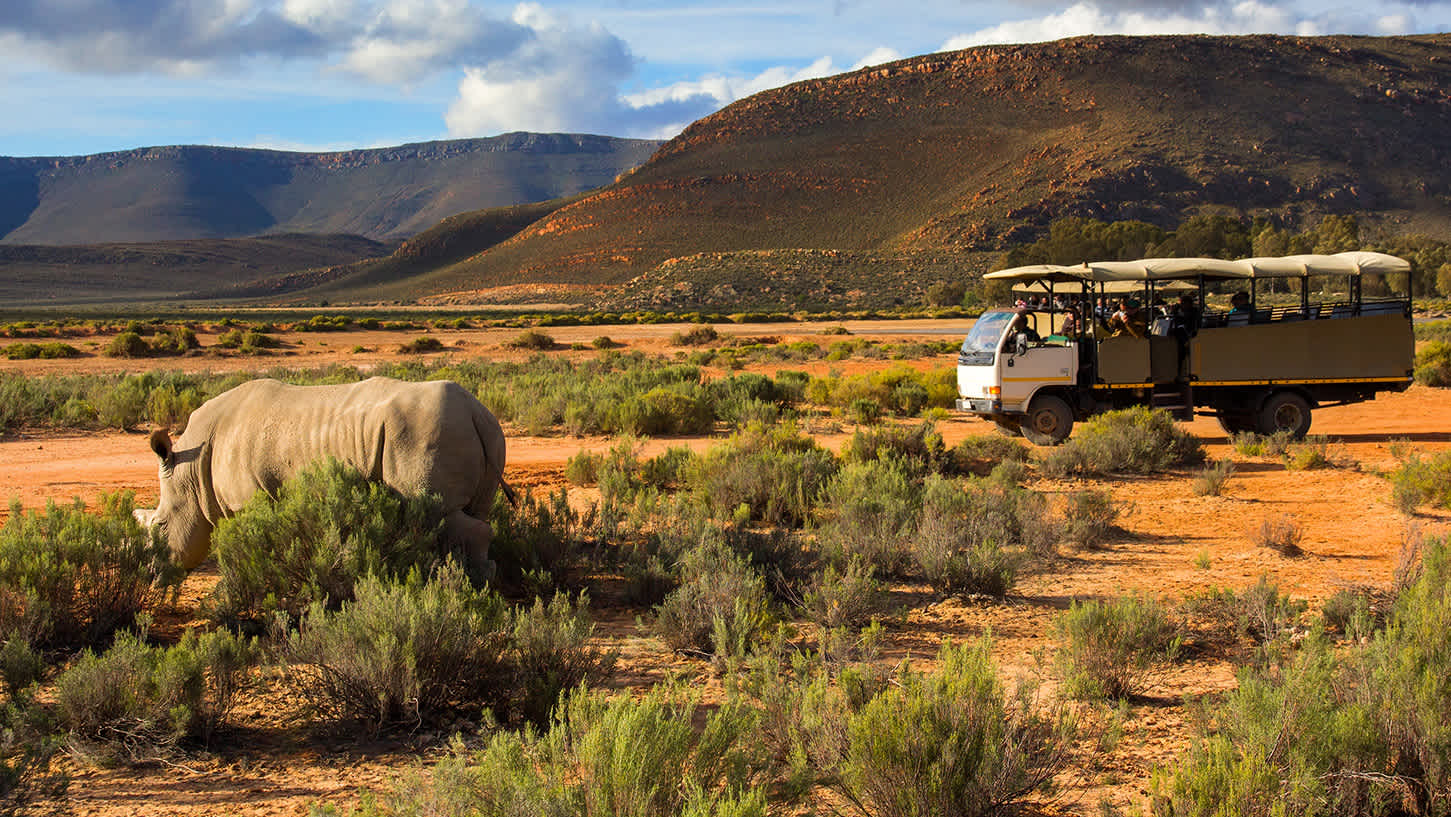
[1054, 594, 1181, 700]
[1253, 513, 1304, 556]
[1192, 459, 1236, 496]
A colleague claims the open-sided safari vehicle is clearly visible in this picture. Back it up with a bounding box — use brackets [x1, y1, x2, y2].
[956, 252, 1414, 445]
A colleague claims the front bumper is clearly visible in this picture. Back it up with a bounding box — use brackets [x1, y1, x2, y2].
[956, 397, 1001, 414]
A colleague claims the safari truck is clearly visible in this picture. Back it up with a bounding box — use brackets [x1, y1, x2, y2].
[955, 252, 1414, 445]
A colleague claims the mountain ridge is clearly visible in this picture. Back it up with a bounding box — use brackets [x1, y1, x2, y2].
[0, 133, 662, 245]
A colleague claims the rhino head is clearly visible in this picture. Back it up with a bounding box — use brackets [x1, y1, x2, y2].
[137, 428, 216, 570]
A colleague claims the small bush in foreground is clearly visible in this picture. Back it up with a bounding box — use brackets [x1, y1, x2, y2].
[280, 564, 509, 731]
[1043, 408, 1204, 476]
[0, 493, 178, 649]
[687, 425, 838, 527]
[1061, 489, 1121, 550]
[508, 592, 616, 726]
[948, 434, 1031, 475]
[56, 626, 257, 758]
[1252, 513, 1304, 556]
[1231, 430, 1295, 457]
[800, 557, 888, 632]
[341, 686, 766, 817]
[1055, 595, 1181, 700]
[652, 540, 770, 663]
[102, 332, 150, 358]
[1390, 450, 1451, 513]
[206, 459, 445, 625]
[912, 475, 1032, 597]
[1191, 459, 1236, 496]
[1150, 537, 1451, 817]
[815, 457, 920, 577]
[842, 637, 1073, 817]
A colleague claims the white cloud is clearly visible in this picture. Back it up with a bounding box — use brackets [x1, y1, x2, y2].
[852, 47, 903, 69]
[938, 0, 1435, 50]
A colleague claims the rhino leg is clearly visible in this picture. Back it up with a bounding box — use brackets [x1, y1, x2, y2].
[446, 510, 495, 584]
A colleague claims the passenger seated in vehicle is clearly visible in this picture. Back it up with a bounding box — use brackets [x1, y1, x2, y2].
[1173, 293, 1201, 335]
[1229, 291, 1251, 314]
[1058, 305, 1079, 337]
[1107, 298, 1148, 339]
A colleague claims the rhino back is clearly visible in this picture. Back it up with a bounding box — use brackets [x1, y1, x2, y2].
[197, 378, 488, 514]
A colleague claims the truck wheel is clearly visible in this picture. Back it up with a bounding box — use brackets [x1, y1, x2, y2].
[1256, 392, 1312, 438]
[1022, 395, 1073, 446]
[1216, 412, 1254, 436]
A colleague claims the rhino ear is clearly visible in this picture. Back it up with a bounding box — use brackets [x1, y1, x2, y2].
[149, 429, 174, 465]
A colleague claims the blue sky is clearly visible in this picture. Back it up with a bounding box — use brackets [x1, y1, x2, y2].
[1, 0, 1447, 157]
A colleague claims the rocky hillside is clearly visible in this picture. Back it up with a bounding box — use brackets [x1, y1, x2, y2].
[0, 133, 661, 245]
[368, 34, 1451, 303]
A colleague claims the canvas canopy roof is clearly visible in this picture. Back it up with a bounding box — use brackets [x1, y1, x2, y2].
[985, 252, 1409, 285]
[1013, 279, 1196, 294]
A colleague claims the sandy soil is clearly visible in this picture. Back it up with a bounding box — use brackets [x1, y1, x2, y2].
[4, 319, 1449, 816]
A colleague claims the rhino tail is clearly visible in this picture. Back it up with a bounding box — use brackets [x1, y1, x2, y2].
[472, 402, 518, 508]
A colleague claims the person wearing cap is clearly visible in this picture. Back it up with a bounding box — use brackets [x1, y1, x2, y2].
[1108, 298, 1148, 338]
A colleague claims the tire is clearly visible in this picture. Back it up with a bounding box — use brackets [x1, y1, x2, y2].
[1021, 395, 1074, 446]
[1216, 412, 1254, 436]
[1256, 391, 1312, 438]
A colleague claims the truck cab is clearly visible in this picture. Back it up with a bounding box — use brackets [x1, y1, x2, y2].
[956, 252, 1415, 445]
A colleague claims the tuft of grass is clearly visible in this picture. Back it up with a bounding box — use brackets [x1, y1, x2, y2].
[1252, 513, 1304, 556]
[1061, 489, 1121, 550]
[1192, 459, 1236, 496]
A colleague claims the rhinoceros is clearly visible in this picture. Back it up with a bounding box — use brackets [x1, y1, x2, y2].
[137, 377, 514, 574]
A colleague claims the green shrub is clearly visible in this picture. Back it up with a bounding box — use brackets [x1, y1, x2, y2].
[1180, 576, 1307, 651]
[1283, 436, 1343, 470]
[947, 435, 1031, 475]
[0, 638, 45, 696]
[488, 489, 595, 595]
[687, 425, 837, 526]
[652, 539, 770, 662]
[0, 493, 178, 649]
[145, 384, 206, 428]
[1231, 430, 1295, 457]
[1061, 489, 1121, 550]
[1043, 408, 1204, 476]
[1054, 595, 1181, 700]
[505, 330, 556, 350]
[1390, 450, 1451, 513]
[102, 332, 149, 358]
[2, 342, 79, 360]
[0, 701, 67, 811]
[842, 638, 1072, 817]
[591, 335, 622, 349]
[507, 592, 616, 726]
[1415, 340, 1451, 387]
[56, 625, 257, 757]
[848, 397, 882, 425]
[619, 384, 714, 435]
[398, 336, 445, 354]
[205, 459, 445, 625]
[800, 557, 888, 631]
[280, 563, 509, 731]
[670, 325, 720, 346]
[345, 686, 765, 817]
[565, 449, 603, 485]
[147, 326, 199, 355]
[814, 457, 920, 577]
[842, 421, 945, 476]
[1191, 459, 1236, 496]
[1149, 538, 1451, 817]
[912, 475, 1033, 597]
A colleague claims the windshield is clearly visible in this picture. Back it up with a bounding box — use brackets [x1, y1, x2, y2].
[961, 310, 1014, 355]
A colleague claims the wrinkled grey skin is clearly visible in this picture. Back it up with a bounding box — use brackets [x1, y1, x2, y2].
[136, 377, 512, 575]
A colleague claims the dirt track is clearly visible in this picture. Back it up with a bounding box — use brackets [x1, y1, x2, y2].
[4, 319, 1449, 816]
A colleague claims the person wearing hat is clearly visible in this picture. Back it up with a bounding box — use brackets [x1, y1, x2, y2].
[1108, 298, 1148, 339]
